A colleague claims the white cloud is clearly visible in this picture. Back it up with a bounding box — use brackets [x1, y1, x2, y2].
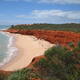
[39, 0, 80, 4]
[66, 12, 80, 19]
[2, 0, 80, 4]
[2, 0, 31, 2]
[16, 10, 80, 23]
[17, 10, 80, 19]
[4, 0, 19, 1]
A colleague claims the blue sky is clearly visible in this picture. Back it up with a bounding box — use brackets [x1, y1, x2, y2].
[0, 0, 80, 25]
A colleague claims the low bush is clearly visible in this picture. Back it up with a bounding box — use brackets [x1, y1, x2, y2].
[34, 43, 80, 80]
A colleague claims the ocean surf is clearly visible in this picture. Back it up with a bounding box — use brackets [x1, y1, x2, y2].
[0, 32, 18, 67]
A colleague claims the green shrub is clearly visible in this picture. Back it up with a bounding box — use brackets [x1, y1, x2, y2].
[68, 42, 74, 48]
[7, 68, 40, 80]
[33, 44, 80, 80]
[9, 23, 80, 32]
[77, 41, 80, 48]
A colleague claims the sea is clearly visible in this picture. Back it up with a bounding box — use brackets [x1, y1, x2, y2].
[0, 25, 17, 67]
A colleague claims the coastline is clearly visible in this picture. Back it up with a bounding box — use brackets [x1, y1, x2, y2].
[0, 32, 18, 67]
[1, 33, 55, 71]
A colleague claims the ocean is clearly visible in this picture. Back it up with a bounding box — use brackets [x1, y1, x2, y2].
[0, 25, 17, 67]
[0, 25, 10, 30]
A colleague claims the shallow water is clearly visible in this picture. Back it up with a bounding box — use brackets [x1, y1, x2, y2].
[0, 32, 9, 62]
[0, 25, 17, 67]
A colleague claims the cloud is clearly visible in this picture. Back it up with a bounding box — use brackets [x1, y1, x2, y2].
[39, 0, 80, 4]
[16, 10, 80, 19]
[2, 0, 31, 2]
[16, 10, 80, 23]
[3, 0, 19, 1]
[2, 0, 80, 4]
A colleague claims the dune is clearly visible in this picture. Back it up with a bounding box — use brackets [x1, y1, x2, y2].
[1, 34, 55, 71]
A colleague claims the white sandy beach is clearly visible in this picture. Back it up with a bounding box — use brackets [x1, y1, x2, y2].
[1, 34, 54, 71]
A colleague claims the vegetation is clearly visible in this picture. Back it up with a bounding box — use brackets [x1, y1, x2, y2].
[33, 42, 80, 80]
[68, 42, 74, 48]
[0, 42, 80, 80]
[9, 23, 80, 32]
[7, 68, 40, 80]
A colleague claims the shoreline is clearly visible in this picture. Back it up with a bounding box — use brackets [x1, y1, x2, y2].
[1, 33, 55, 71]
[0, 32, 18, 67]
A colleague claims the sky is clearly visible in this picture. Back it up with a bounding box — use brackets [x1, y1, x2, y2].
[0, 0, 80, 25]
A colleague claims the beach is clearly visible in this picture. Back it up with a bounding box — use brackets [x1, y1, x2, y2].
[1, 33, 54, 71]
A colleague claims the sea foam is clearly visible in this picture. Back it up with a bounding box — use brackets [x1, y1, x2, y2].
[0, 32, 18, 67]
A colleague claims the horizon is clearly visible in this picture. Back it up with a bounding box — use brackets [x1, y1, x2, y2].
[0, 0, 80, 25]
[0, 23, 80, 26]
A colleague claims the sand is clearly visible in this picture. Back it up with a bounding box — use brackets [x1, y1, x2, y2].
[1, 34, 55, 71]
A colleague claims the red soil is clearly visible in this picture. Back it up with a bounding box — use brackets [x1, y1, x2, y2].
[5, 29, 80, 47]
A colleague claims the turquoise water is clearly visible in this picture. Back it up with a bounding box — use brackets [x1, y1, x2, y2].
[0, 25, 10, 30]
[0, 25, 17, 67]
[0, 32, 9, 62]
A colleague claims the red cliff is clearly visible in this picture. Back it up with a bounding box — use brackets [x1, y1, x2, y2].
[5, 29, 80, 47]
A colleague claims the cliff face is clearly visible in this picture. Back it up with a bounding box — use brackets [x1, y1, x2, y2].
[5, 29, 80, 47]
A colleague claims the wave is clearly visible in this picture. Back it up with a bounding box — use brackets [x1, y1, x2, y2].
[0, 32, 18, 67]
